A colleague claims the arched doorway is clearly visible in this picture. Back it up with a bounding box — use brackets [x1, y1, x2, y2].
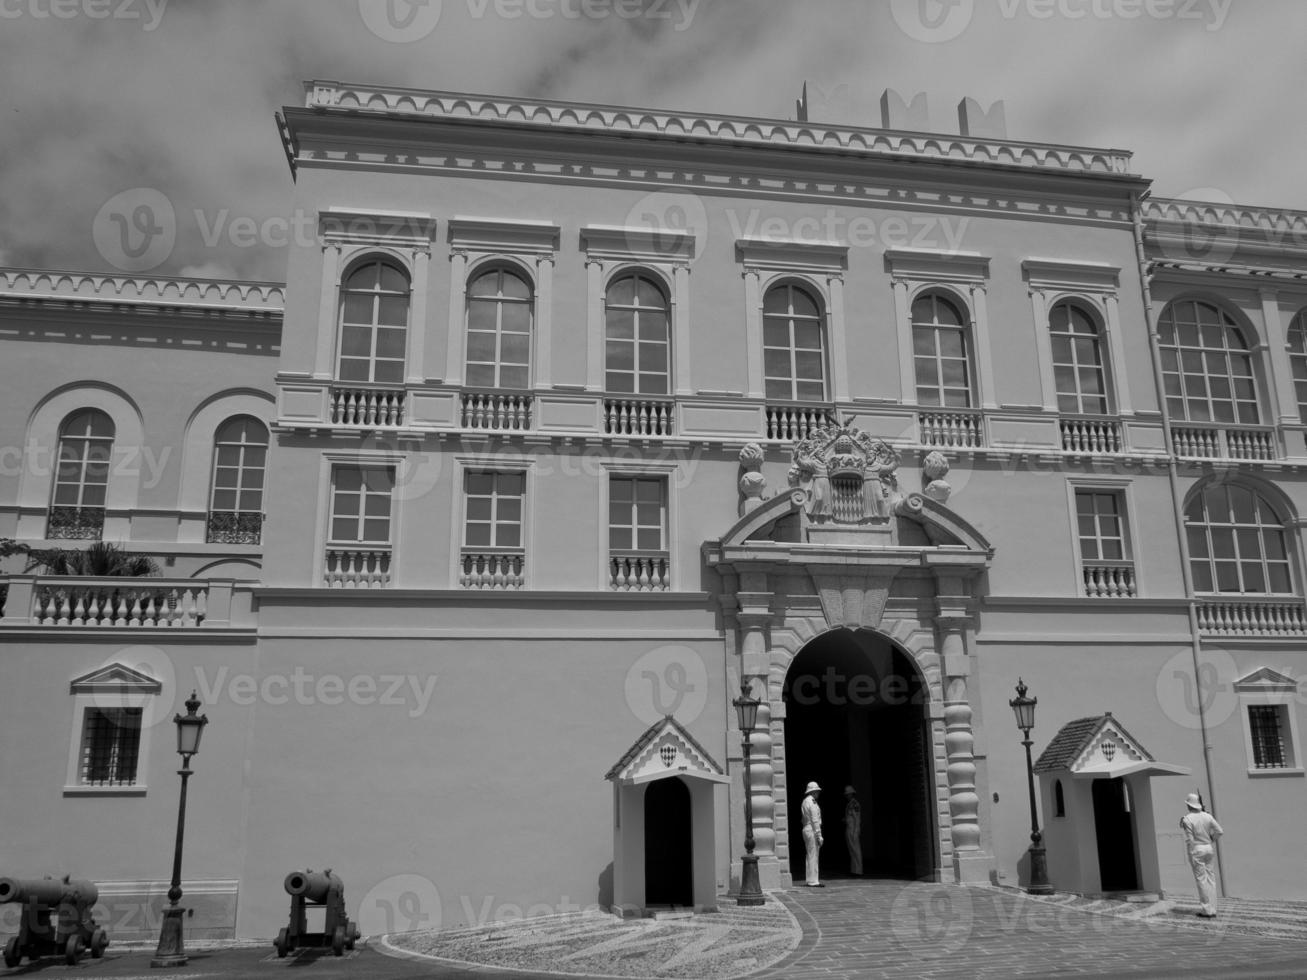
[783, 629, 936, 881]
[644, 776, 693, 907]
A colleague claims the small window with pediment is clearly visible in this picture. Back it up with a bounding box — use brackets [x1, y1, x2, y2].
[65, 663, 163, 795]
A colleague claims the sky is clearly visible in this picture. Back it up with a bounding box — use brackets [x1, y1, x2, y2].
[0, 0, 1303, 282]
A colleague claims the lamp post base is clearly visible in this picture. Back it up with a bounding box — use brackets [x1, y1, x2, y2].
[151, 906, 188, 968]
[737, 854, 765, 906]
[1026, 843, 1054, 895]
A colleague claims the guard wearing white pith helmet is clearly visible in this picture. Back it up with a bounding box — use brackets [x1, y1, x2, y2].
[801, 781, 824, 886]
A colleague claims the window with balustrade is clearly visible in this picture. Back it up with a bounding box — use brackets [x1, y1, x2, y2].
[325, 465, 395, 587]
[48, 409, 114, 540]
[466, 265, 533, 390]
[763, 283, 826, 403]
[1051, 300, 1111, 415]
[1184, 483, 1292, 595]
[912, 291, 973, 408]
[337, 258, 410, 385]
[207, 416, 268, 544]
[609, 475, 669, 591]
[604, 272, 673, 436]
[1159, 300, 1258, 424]
[461, 471, 525, 589]
[1074, 488, 1135, 597]
[1288, 310, 1307, 424]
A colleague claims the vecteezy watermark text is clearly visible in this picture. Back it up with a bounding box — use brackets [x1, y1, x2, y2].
[727, 208, 971, 253]
[0, 0, 167, 30]
[193, 666, 438, 718]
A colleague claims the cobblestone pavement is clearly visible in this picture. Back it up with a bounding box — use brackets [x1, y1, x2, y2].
[755, 878, 1307, 980]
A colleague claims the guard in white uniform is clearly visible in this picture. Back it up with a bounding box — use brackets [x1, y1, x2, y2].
[1180, 792, 1223, 918]
[801, 781, 824, 886]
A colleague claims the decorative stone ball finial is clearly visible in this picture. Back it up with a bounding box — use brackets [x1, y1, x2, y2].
[738, 443, 768, 516]
[922, 450, 952, 504]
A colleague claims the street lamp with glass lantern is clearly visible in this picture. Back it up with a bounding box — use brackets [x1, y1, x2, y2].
[1010, 678, 1053, 895]
[732, 681, 765, 906]
[151, 691, 209, 968]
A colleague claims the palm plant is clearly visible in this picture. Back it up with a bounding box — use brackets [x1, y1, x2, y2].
[25, 541, 160, 577]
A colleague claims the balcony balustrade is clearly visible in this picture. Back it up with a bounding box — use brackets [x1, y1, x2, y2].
[609, 552, 670, 592]
[459, 550, 525, 589]
[1196, 597, 1307, 636]
[1172, 423, 1277, 461]
[461, 391, 533, 432]
[1060, 416, 1123, 454]
[0, 576, 232, 628]
[917, 408, 984, 449]
[46, 506, 105, 540]
[324, 547, 392, 588]
[604, 397, 674, 437]
[765, 403, 835, 442]
[1082, 561, 1137, 598]
[330, 386, 406, 426]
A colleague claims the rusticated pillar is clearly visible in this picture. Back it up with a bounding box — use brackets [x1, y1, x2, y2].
[735, 575, 782, 889]
[937, 606, 992, 883]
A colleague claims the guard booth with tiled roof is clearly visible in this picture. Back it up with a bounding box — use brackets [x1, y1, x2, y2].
[1034, 713, 1190, 897]
[605, 715, 729, 917]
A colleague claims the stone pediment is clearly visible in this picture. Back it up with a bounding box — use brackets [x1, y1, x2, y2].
[69, 662, 164, 695]
[604, 715, 728, 786]
[1035, 713, 1190, 780]
[1233, 667, 1298, 695]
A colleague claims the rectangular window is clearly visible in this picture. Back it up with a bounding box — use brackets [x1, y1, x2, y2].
[1075, 489, 1128, 562]
[329, 466, 395, 545]
[79, 707, 142, 786]
[1249, 704, 1288, 769]
[463, 471, 525, 549]
[609, 476, 669, 591]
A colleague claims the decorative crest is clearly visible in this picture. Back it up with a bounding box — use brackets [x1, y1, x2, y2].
[789, 423, 900, 524]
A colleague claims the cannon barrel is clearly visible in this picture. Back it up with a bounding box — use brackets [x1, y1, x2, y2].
[0, 877, 99, 908]
[283, 870, 341, 904]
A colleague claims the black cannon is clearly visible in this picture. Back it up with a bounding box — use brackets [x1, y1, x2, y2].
[274, 869, 359, 957]
[0, 875, 109, 966]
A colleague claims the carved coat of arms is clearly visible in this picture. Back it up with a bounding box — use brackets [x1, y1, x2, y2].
[788, 424, 900, 523]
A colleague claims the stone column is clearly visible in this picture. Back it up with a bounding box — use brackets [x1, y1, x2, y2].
[937, 604, 991, 883]
[742, 270, 764, 399]
[672, 262, 693, 396]
[891, 277, 917, 406]
[585, 258, 605, 391]
[314, 243, 342, 379]
[444, 249, 469, 387]
[826, 274, 850, 403]
[406, 247, 430, 385]
[970, 283, 999, 411]
[1027, 287, 1058, 412]
[1102, 292, 1134, 415]
[735, 583, 780, 888]
[1259, 288, 1299, 425]
[534, 254, 555, 389]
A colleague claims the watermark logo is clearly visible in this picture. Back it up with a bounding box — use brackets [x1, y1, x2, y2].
[92, 188, 176, 273]
[726, 207, 971, 253]
[624, 644, 707, 725]
[621, 191, 708, 267]
[0, 0, 169, 30]
[359, 432, 446, 504]
[358, 873, 442, 937]
[1153, 186, 1239, 267]
[192, 665, 439, 717]
[1155, 645, 1238, 730]
[889, 882, 975, 954]
[358, 0, 443, 41]
[890, 0, 974, 43]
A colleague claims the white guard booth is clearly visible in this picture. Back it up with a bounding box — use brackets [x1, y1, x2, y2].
[1034, 712, 1190, 897]
[605, 715, 729, 917]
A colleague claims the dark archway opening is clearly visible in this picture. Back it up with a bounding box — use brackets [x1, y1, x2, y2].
[783, 629, 935, 881]
[644, 777, 693, 907]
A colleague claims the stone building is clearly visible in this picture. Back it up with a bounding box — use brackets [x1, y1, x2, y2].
[1, 81, 1306, 940]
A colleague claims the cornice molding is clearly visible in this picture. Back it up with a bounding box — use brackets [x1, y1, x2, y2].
[580, 224, 696, 263]
[884, 248, 990, 284]
[299, 80, 1136, 177]
[0, 268, 284, 312]
[1021, 258, 1120, 293]
[318, 207, 436, 249]
[1144, 198, 1307, 238]
[735, 237, 848, 274]
[447, 216, 560, 254]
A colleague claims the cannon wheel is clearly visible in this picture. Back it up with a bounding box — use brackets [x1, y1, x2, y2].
[65, 934, 83, 966]
[331, 925, 345, 957]
[3, 937, 20, 968]
[346, 922, 359, 951]
[90, 927, 109, 958]
[274, 928, 290, 958]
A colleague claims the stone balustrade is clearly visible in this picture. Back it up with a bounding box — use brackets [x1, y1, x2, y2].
[609, 552, 670, 591]
[1172, 424, 1277, 461]
[324, 548, 392, 588]
[918, 409, 984, 448]
[604, 397, 674, 437]
[764, 404, 834, 442]
[1196, 597, 1307, 636]
[0, 576, 241, 628]
[461, 391, 533, 431]
[1082, 561, 1137, 598]
[330, 386, 406, 426]
[1060, 416, 1123, 454]
[459, 550, 525, 589]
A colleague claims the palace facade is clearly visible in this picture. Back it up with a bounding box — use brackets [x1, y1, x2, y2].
[2, 81, 1307, 940]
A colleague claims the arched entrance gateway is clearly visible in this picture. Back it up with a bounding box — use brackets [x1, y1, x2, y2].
[706, 426, 995, 888]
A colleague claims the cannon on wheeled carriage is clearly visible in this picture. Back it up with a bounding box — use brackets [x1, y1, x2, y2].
[274, 869, 359, 957]
[0, 875, 109, 966]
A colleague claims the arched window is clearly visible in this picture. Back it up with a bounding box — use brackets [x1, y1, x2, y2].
[337, 258, 410, 385]
[1158, 299, 1258, 424]
[1287, 310, 1307, 424]
[207, 416, 269, 544]
[763, 282, 825, 402]
[48, 409, 115, 539]
[466, 265, 533, 390]
[1050, 300, 1110, 415]
[605, 272, 670, 395]
[1185, 483, 1293, 595]
[913, 291, 972, 407]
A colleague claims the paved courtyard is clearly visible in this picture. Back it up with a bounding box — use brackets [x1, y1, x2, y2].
[4, 880, 1307, 980]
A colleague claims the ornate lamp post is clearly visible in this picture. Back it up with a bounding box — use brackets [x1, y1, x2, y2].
[732, 681, 765, 906]
[151, 691, 209, 968]
[1010, 678, 1053, 895]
